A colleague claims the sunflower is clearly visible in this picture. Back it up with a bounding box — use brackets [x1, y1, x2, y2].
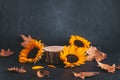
[19, 35, 44, 63]
[60, 45, 87, 68]
[69, 35, 91, 48]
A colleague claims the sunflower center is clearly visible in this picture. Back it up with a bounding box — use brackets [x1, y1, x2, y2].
[28, 48, 38, 58]
[66, 54, 78, 63]
[74, 40, 84, 47]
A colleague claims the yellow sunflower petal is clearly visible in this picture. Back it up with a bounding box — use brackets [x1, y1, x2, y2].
[32, 66, 44, 70]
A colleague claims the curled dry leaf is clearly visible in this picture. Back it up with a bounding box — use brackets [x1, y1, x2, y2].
[37, 70, 50, 78]
[7, 67, 26, 73]
[86, 46, 107, 62]
[32, 66, 44, 70]
[97, 61, 115, 73]
[48, 65, 56, 69]
[72, 72, 100, 80]
[0, 49, 14, 57]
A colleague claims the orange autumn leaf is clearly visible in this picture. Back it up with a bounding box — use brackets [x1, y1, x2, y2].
[86, 46, 107, 62]
[72, 72, 99, 80]
[97, 61, 116, 73]
[0, 49, 14, 57]
[7, 67, 26, 73]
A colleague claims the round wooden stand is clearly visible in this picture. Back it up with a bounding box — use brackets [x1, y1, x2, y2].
[43, 46, 63, 64]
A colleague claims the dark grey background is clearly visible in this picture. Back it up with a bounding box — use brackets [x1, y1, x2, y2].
[0, 0, 120, 80]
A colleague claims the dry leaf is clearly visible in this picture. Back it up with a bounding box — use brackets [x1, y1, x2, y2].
[72, 72, 99, 80]
[115, 65, 120, 69]
[0, 49, 14, 57]
[37, 70, 44, 77]
[32, 66, 44, 70]
[86, 46, 99, 61]
[48, 65, 56, 69]
[21, 35, 32, 41]
[86, 46, 97, 55]
[7, 67, 26, 73]
[97, 61, 115, 73]
[86, 55, 95, 61]
[20, 35, 32, 47]
[95, 51, 107, 62]
[86, 46, 107, 62]
[37, 70, 50, 78]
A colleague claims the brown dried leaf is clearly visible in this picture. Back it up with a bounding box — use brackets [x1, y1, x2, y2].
[21, 35, 32, 42]
[97, 61, 115, 73]
[86, 55, 95, 61]
[0, 49, 14, 57]
[86, 46, 107, 62]
[48, 65, 56, 69]
[20, 35, 33, 48]
[73, 72, 100, 80]
[86, 46, 98, 55]
[115, 65, 120, 69]
[86, 46, 99, 61]
[37, 70, 50, 78]
[7, 67, 26, 73]
[95, 52, 107, 62]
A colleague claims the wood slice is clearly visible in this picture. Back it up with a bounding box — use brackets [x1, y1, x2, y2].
[43, 46, 63, 64]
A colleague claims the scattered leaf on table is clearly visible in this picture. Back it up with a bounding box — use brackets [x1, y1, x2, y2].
[86, 46, 107, 62]
[0, 49, 14, 57]
[86, 46, 97, 61]
[72, 72, 100, 80]
[7, 67, 26, 73]
[95, 52, 107, 62]
[48, 65, 56, 69]
[97, 61, 115, 73]
[32, 66, 44, 70]
[37, 70, 50, 78]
